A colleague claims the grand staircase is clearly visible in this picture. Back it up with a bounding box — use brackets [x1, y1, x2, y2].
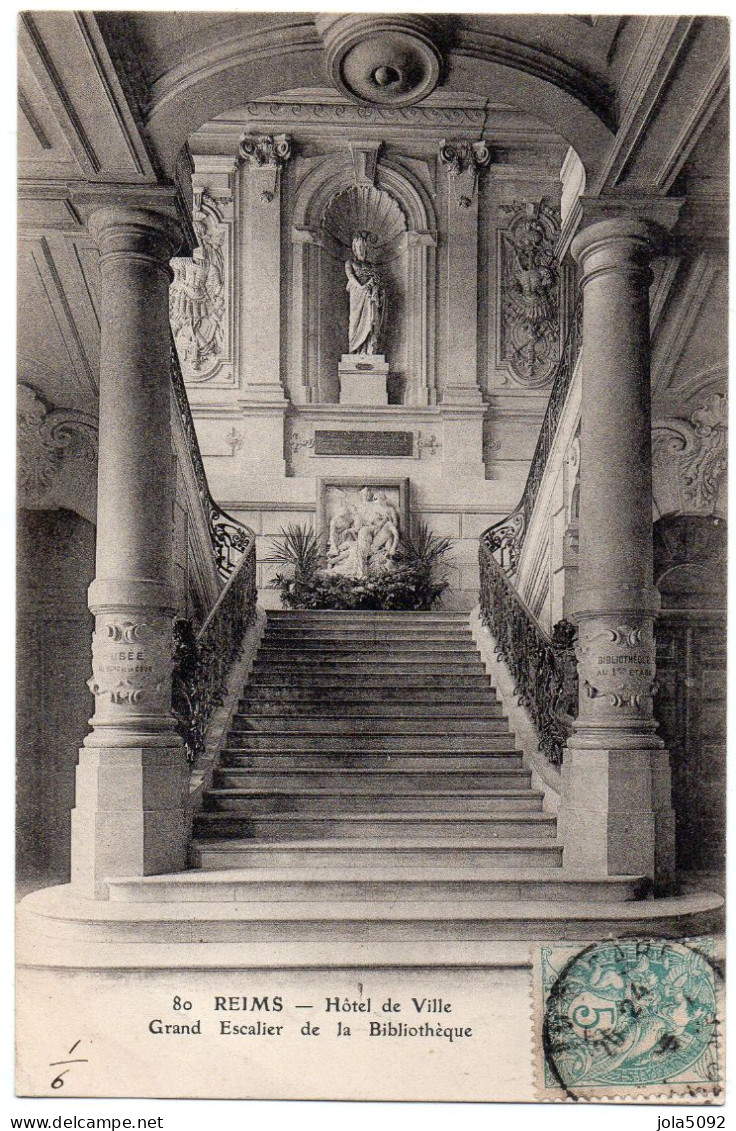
[20, 611, 724, 961]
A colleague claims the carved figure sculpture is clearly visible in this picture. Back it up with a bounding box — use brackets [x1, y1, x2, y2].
[345, 233, 385, 355]
[170, 202, 226, 371]
[325, 487, 400, 579]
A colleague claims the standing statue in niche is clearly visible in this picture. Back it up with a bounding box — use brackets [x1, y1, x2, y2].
[345, 233, 386, 355]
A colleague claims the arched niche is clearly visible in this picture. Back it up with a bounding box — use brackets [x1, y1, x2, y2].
[290, 155, 437, 405]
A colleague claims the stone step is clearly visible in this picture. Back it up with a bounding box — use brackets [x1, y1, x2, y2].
[254, 652, 485, 667]
[108, 869, 646, 905]
[228, 716, 511, 735]
[193, 812, 557, 840]
[264, 627, 476, 641]
[222, 751, 524, 770]
[238, 702, 504, 717]
[259, 641, 479, 655]
[202, 788, 545, 815]
[240, 688, 500, 706]
[192, 839, 565, 870]
[225, 734, 517, 752]
[266, 612, 469, 624]
[245, 674, 494, 690]
[19, 887, 726, 946]
[252, 659, 486, 673]
[214, 768, 533, 791]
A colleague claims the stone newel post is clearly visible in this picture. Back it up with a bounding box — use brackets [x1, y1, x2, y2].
[560, 214, 676, 879]
[71, 204, 189, 898]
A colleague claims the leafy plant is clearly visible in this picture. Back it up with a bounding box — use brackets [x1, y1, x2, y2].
[395, 520, 454, 577]
[269, 523, 324, 581]
[268, 520, 454, 611]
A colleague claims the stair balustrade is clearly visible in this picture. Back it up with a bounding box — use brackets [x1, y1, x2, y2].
[173, 540, 257, 763]
[478, 542, 577, 766]
[170, 336, 252, 581]
[478, 295, 582, 767]
[169, 335, 258, 762]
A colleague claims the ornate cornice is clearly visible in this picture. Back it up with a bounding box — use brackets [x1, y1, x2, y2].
[242, 100, 488, 127]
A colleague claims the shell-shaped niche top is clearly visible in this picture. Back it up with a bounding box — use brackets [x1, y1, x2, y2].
[321, 184, 407, 262]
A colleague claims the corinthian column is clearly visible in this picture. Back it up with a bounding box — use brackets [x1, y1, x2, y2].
[71, 203, 189, 898]
[560, 211, 678, 879]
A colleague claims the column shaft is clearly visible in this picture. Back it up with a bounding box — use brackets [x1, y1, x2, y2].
[72, 206, 189, 898]
[560, 216, 675, 879]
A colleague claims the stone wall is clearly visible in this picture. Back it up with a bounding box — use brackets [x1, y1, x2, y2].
[17, 510, 95, 886]
[175, 94, 569, 608]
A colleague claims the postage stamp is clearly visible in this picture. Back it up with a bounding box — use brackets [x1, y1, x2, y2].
[533, 938, 723, 1102]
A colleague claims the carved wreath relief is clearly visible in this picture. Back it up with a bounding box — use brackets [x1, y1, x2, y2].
[499, 199, 560, 386]
[576, 622, 657, 710]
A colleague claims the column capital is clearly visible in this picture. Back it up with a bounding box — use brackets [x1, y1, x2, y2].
[87, 205, 184, 272]
[565, 194, 683, 265]
[239, 133, 292, 204]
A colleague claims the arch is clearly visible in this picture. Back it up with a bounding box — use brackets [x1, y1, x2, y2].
[653, 513, 726, 605]
[144, 42, 611, 184]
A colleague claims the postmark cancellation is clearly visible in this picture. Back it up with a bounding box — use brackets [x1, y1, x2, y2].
[533, 938, 723, 1103]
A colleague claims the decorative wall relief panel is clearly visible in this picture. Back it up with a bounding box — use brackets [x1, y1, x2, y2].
[317, 476, 410, 581]
[498, 198, 560, 387]
[170, 188, 235, 387]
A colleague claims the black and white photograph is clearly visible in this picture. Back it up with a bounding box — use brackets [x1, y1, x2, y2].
[13, 6, 729, 1110]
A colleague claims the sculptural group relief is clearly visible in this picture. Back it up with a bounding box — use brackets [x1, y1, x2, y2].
[323, 484, 402, 579]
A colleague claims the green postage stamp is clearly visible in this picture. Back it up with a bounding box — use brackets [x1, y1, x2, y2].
[534, 938, 723, 1102]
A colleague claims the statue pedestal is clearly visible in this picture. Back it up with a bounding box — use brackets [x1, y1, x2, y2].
[338, 354, 389, 406]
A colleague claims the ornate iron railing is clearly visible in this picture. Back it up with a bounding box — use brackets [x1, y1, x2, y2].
[173, 539, 257, 763]
[170, 336, 252, 580]
[479, 537, 577, 766]
[485, 295, 583, 574]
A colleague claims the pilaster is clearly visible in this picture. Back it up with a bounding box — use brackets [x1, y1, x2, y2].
[439, 140, 489, 407]
[239, 134, 291, 408]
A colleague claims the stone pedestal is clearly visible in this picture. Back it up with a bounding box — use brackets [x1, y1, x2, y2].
[72, 203, 189, 898]
[560, 213, 676, 880]
[338, 354, 389, 405]
[439, 404, 487, 483]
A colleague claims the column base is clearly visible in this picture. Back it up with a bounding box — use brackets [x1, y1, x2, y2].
[559, 746, 675, 879]
[71, 746, 189, 899]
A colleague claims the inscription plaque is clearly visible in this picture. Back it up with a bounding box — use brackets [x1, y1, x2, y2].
[314, 430, 414, 457]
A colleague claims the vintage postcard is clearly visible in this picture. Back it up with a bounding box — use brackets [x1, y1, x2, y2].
[15, 7, 728, 1107]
